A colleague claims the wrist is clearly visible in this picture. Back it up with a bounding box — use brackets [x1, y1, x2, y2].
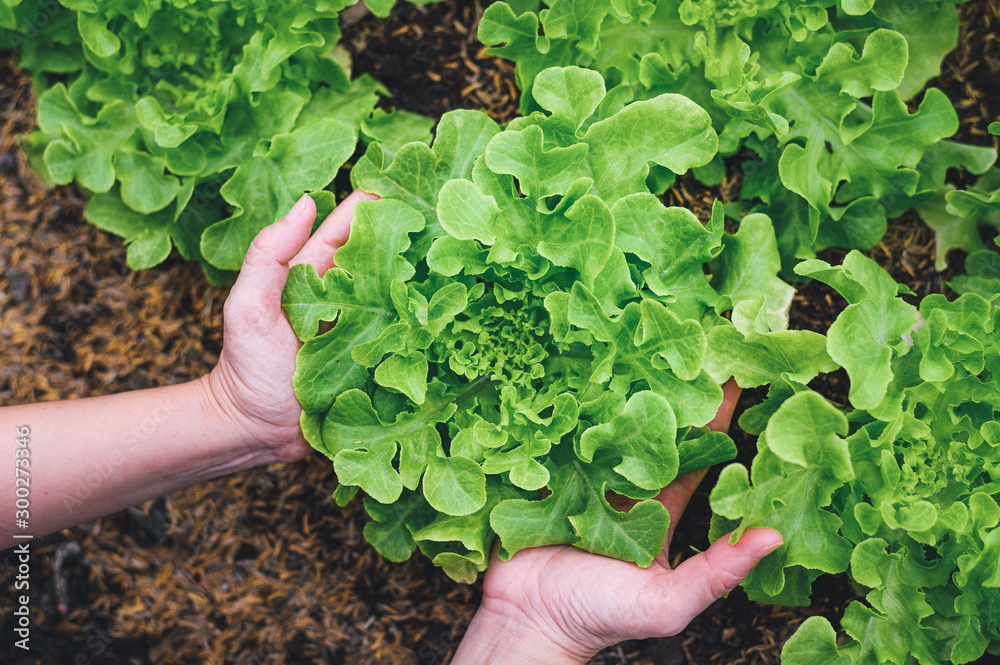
[190, 373, 280, 469]
[453, 606, 595, 665]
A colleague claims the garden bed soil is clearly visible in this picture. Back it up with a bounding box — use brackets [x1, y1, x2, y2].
[2, 1, 999, 664]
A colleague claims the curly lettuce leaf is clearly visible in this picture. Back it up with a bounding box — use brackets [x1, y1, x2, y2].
[710, 390, 854, 604]
[705, 297, 837, 388]
[795, 251, 916, 411]
[949, 250, 1000, 299]
[914, 169, 1000, 272]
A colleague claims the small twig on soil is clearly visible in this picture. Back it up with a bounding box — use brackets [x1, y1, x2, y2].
[53, 540, 82, 614]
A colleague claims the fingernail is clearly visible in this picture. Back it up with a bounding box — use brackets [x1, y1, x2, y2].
[756, 540, 783, 560]
[287, 194, 310, 222]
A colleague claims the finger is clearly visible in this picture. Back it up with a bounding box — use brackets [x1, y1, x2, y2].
[707, 378, 742, 433]
[649, 527, 782, 635]
[226, 195, 316, 334]
[290, 189, 380, 276]
[658, 467, 709, 551]
[657, 379, 743, 558]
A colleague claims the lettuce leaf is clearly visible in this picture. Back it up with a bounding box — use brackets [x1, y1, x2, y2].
[949, 250, 1000, 299]
[917, 169, 1000, 272]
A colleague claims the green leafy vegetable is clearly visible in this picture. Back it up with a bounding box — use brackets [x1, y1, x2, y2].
[479, 0, 997, 270]
[1, 0, 433, 280]
[794, 252, 916, 410]
[950, 250, 1000, 299]
[916, 169, 1000, 272]
[283, 66, 792, 581]
[712, 251, 1000, 664]
[921, 121, 1000, 285]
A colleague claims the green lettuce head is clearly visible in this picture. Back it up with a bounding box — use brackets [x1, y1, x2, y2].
[282, 66, 812, 582]
[2, 0, 421, 281]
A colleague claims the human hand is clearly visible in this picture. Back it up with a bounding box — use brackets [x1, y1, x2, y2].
[453, 380, 783, 665]
[203, 190, 378, 465]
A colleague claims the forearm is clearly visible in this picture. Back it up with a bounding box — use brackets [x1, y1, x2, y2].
[0, 374, 271, 549]
[453, 608, 594, 665]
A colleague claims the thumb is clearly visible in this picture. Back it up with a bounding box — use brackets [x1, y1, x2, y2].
[225, 195, 316, 334]
[656, 527, 782, 634]
[238, 194, 316, 288]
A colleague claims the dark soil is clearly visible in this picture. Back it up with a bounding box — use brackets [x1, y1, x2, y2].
[343, 0, 520, 124]
[1, 1, 998, 664]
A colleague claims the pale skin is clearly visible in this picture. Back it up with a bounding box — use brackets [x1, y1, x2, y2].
[0, 192, 781, 660]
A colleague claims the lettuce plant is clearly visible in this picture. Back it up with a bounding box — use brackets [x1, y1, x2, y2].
[919, 123, 1000, 290]
[917, 168, 1000, 272]
[0, 0, 430, 281]
[280, 66, 805, 582]
[710, 251, 1000, 664]
[478, 0, 997, 271]
[950, 250, 1000, 300]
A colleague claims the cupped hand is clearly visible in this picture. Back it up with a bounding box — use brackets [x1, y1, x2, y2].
[453, 380, 783, 665]
[206, 190, 377, 464]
